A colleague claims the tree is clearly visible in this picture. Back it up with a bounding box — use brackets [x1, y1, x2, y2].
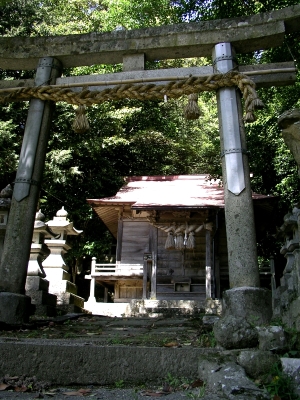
[0, 0, 299, 272]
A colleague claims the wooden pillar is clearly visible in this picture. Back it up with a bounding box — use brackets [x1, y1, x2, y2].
[116, 218, 123, 262]
[89, 277, 96, 302]
[104, 287, 108, 303]
[151, 259, 157, 299]
[206, 229, 212, 299]
[114, 282, 120, 300]
[214, 257, 221, 298]
[149, 225, 157, 299]
[143, 258, 148, 299]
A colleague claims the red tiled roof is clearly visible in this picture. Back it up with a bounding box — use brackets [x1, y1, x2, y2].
[87, 175, 270, 209]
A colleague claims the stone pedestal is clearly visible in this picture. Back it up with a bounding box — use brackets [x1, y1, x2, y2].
[25, 276, 57, 317]
[0, 292, 31, 325]
[213, 287, 272, 349]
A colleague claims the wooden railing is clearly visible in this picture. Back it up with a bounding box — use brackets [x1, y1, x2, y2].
[91, 257, 143, 276]
[91, 257, 117, 275]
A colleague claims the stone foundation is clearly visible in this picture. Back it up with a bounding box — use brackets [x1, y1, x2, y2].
[0, 292, 31, 325]
[213, 287, 272, 349]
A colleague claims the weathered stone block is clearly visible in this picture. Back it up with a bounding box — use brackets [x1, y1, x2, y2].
[33, 304, 56, 317]
[28, 290, 57, 307]
[237, 350, 279, 379]
[257, 325, 287, 351]
[281, 288, 295, 310]
[205, 299, 222, 315]
[199, 360, 269, 399]
[290, 297, 300, 319]
[214, 315, 258, 349]
[56, 292, 84, 308]
[213, 287, 272, 349]
[0, 292, 31, 324]
[221, 287, 272, 322]
[25, 276, 49, 292]
[203, 315, 220, 326]
[281, 358, 300, 396]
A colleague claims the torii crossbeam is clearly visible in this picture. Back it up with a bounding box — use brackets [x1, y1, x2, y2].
[0, 5, 299, 340]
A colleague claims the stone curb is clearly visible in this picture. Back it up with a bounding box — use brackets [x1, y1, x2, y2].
[0, 340, 225, 386]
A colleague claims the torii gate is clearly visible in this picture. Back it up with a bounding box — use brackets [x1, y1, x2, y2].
[0, 5, 299, 344]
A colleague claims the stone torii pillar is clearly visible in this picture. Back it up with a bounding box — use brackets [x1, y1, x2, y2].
[0, 57, 62, 324]
[212, 43, 272, 349]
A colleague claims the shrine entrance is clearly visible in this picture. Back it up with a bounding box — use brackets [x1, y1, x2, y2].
[0, 4, 299, 347]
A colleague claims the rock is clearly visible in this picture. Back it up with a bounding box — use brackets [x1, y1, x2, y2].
[214, 315, 258, 349]
[199, 360, 270, 399]
[237, 350, 279, 379]
[257, 325, 287, 351]
[203, 315, 220, 326]
[281, 358, 300, 396]
[0, 292, 31, 325]
[213, 287, 272, 349]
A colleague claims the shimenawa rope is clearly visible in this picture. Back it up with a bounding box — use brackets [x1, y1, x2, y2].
[0, 71, 264, 132]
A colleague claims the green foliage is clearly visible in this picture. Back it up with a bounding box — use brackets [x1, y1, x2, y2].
[114, 379, 125, 388]
[165, 373, 195, 389]
[1, 0, 300, 268]
[198, 331, 217, 348]
[100, 0, 178, 30]
[172, 0, 300, 22]
[263, 363, 298, 400]
[187, 385, 206, 399]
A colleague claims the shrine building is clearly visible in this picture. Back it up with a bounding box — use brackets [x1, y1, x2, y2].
[87, 175, 273, 303]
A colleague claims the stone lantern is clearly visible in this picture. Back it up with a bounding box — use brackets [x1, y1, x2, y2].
[28, 209, 58, 277]
[42, 207, 84, 313]
[25, 209, 58, 316]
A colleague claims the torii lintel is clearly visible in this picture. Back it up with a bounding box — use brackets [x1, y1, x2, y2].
[0, 4, 299, 70]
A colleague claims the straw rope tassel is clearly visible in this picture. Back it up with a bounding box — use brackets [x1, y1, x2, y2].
[175, 232, 185, 250]
[184, 93, 202, 120]
[165, 232, 175, 250]
[72, 105, 90, 133]
[186, 232, 195, 249]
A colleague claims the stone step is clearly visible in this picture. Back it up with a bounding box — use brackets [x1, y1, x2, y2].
[84, 299, 221, 318]
[25, 276, 49, 292]
[0, 338, 271, 400]
[28, 290, 57, 308]
[51, 280, 78, 295]
[32, 304, 57, 317]
[56, 292, 84, 308]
